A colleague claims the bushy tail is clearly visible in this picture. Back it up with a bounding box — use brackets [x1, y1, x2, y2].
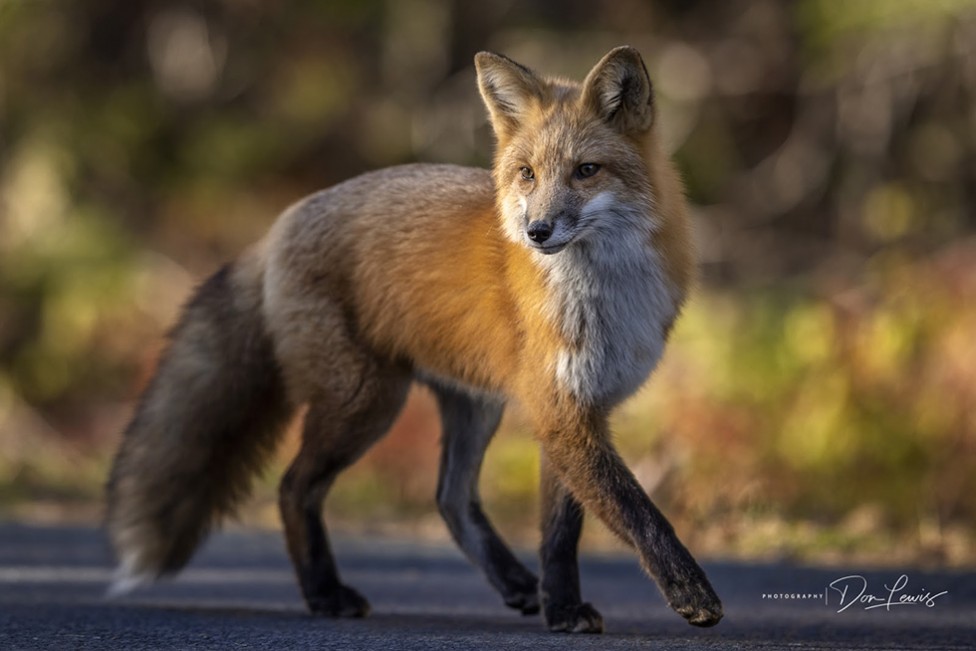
[106, 261, 292, 595]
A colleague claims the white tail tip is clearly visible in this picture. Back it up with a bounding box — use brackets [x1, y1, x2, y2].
[106, 553, 152, 599]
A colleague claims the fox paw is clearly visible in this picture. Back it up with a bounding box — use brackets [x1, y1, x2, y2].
[502, 571, 540, 615]
[504, 589, 540, 615]
[307, 584, 371, 618]
[665, 577, 723, 627]
[545, 602, 604, 633]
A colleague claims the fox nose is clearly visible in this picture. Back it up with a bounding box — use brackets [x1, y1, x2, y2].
[526, 220, 553, 243]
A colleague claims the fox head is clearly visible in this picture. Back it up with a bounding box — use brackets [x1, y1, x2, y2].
[475, 46, 658, 255]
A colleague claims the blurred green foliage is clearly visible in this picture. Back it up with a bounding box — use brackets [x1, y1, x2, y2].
[2, 0, 975, 565]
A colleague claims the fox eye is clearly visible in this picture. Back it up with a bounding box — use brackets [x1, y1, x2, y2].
[576, 163, 601, 179]
[519, 166, 535, 181]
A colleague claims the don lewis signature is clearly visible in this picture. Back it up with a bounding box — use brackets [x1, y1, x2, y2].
[826, 574, 949, 613]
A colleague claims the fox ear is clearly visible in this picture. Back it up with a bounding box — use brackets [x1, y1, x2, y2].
[475, 52, 542, 141]
[582, 46, 654, 135]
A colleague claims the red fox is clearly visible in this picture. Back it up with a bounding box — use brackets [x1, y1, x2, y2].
[106, 46, 722, 633]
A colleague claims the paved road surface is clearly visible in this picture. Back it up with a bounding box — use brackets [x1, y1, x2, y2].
[1, 523, 973, 650]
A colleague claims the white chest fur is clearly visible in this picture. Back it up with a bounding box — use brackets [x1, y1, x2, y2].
[537, 208, 680, 406]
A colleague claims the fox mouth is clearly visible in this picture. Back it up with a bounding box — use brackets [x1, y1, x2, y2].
[530, 241, 569, 254]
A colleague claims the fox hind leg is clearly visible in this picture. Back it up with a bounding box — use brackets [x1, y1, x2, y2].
[431, 382, 540, 615]
[278, 361, 410, 617]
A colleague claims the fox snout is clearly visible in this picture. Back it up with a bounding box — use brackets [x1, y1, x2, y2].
[524, 218, 569, 254]
[526, 220, 553, 243]
[522, 211, 577, 254]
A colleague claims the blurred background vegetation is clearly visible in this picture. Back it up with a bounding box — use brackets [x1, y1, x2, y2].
[2, 0, 975, 566]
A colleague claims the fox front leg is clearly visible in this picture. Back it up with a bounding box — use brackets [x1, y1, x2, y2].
[536, 407, 723, 628]
[539, 454, 603, 633]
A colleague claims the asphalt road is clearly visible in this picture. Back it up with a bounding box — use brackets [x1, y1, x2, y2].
[0, 523, 973, 650]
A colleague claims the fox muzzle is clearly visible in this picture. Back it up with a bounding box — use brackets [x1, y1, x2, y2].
[526, 220, 553, 243]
